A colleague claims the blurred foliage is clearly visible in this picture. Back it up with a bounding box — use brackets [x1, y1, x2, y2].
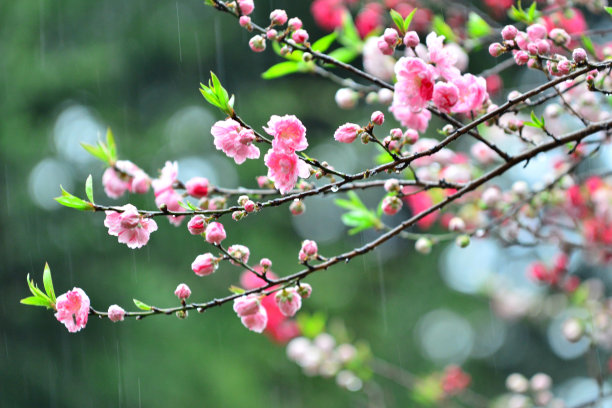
[0, 0, 590, 407]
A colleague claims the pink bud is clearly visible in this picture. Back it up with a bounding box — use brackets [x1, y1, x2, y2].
[288, 17, 302, 31]
[383, 28, 399, 46]
[390, 128, 403, 139]
[260, 258, 272, 269]
[377, 38, 394, 55]
[573, 48, 587, 64]
[239, 16, 251, 29]
[536, 39, 550, 55]
[403, 129, 419, 144]
[292, 29, 309, 44]
[514, 51, 529, 65]
[249, 35, 266, 52]
[107, 304, 126, 322]
[205, 222, 226, 244]
[488, 42, 505, 57]
[185, 177, 209, 198]
[502, 25, 518, 41]
[403, 31, 420, 48]
[549, 28, 570, 47]
[243, 200, 255, 213]
[368, 112, 384, 128]
[228, 244, 250, 265]
[289, 198, 305, 215]
[527, 42, 539, 55]
[270, 9, 288, 26]
[174, 283, 191, 300]
[191, 253, 218, 276]
[240, 306, 267, 333]
[297, 283, 312, 299]
[526, 24, 547, 41]
[233, 294, 260, 317]
[382, 196, 402, 216]
[232, 210, 246, 221]
[384, 179, 400, 193]
[266, 29, 278, 40]
[334, 123, 361, 143]
[301, 240, 318, 258]
[275, 288, 302, 317]
[187, 215, 207, 235]
[237, 0, 254, 16]
[557, 59, 571, 75]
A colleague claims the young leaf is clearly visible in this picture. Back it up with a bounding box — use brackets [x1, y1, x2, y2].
[80, 143, 109, 163]
[229, 285, 246, 295]
[311, 32, 338, 53]
[606, 6, 612, 16]
[581, 36, 596, 57]
[403, 8, 417, 31]
[338, 12, 361, 48]
[133, 299, 152, 310]
[105, 128, 117, 162]
[466, 12, 491, 39]
[261, 61, 301, 79]
[85, 175, 94, 203]
[178, 200, 199, 211]
[389, 9, 405, 34]
[55, 186, 95, 211]
[42, 263, 56, 303]
[432, 15, 456, 42]
[527, 1, 539, 22]
[27, 274, 48, 300]
[20, 296, 54, 308]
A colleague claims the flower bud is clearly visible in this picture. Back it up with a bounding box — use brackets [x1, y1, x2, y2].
[232, 210, 246, 221]
[174, 283, 191, 300]
[382, 196, 403, 216]
[187, 215, 207, 235]
[275, 288, 302, 317]
[482, 187, 502, 207]
[383, 28, 399, 46]
[185, 177, 209, 198]
[536, 39, 550, 55]
[176, 310, 188, 319]
[228, 244, 250, 264]
[237, 0, 254, 15]
[108, 305, 126, 322]
[371, 111, 384, 125]
[403, 31, 420, 48]
[240, 306, 267, 333]
[249, 35, 266, 52]
[403, 129, 419, 144]
[562, 317, 584, 342]
[514, 50, 529, 65]
[205, 222, 226, 244]
[502, 25, 518, 41]
[269, 9, 287, 26]
[191, 253, 218, 276]
[572, 48, 587, 64]
[512, 180, 529, 197]
[233, 294, 260, 317]
[243, 200, 255, 213]
[288, 17, 302, 31]
[335, 88, 358, 109]
[527, 24, 547, 41]
[415, 237, 432, 254]
[301, 240, 318, 257]
[334, 123, 361, 143]
[239, 16, 252, 29]
[266, 29, 278, 40]
[237, 195, 249, 206]
[289, 198, 305, 215]
[292, 29, 309, 44]
[377, 38, 394, 55]
[260, 258, 272, 269]
[384, 178, 400, 193]
[488, 42, 505, 57]
[378, 88, 393, 105]
[365, 92, 378, 104]
[549, 28, 570, 47]
[297, 283, 312, 299]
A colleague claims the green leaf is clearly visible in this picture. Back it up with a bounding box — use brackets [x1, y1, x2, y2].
[20, 296, 54, 308]
[178, 200, 199, 211]
[389, 9, 405, 34]
[133, 299, 151, 310]
[606, 6, 612, 16]
[85, 175, 94, 203]
[55, 186, 94, 211]
[466, 12, 491, 39]
[312, 32, 338, 53]
[338, 12, 361, 48]
[42, 263, 56, 303]
[326, 47, 358, 64]
[105, 128, 117, 162]
[527, 1, 539, 22]
[80, 142, 109, 163]
[27, 274, 48, 300]
[581, 35, 596, 57]
[229, 285, 246, 295]
[432, 15, 455, 42]
[261, 61, 301, 79]
[403, 9, 417, 31]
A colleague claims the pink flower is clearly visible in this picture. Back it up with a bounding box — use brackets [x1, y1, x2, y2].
[187, 215, 206, 235]
[237, 0, 254, 15]
[228, 244, 250, 265]
[275, 288, 302, 317]
[55, 288, 90, 333]
[131, 171, 151, 194]
[451, 74, 489, 114]
[104, 204, 158, 249]
[432, 82, 459, 113]
[185, 177, 209, 198]
[264, 115, 308, 152]
[240, 306, 268, 333]
[426, 33, 461, 81]
[174, 283, 191, 300]
[191, 253, 218, 276]
[389, 105, 431, 132]
[102, 167, 130, 199]
[264, 149, 310, 195]
[205, 222, 226, 244]
[152, 161, 185, 226]
[355, 3, 383, 38]
[107, 304, 125, 322]
[233, 294, 260, 317]
[154, 188, 184, 226]
[211, 119, 260, 164]
[471, 141, 498, 165]
[334, 123, 361, 143]
[393, 57, 436, 112]
[310, 0, 347, 31]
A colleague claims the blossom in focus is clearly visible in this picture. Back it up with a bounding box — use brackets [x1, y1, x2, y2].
[389, 106, 431, 132]
[264, 115, 308, 152]
[55, 288, 90, 333]
[264, 149, 310, 195]
[228, 244, 250, 265]
[426, 33, 460, 81]
[451, 74, 489, 114]
[392, 57, 436, 112]
[237, 0, 254, 15]
[432, 82, 459, 113]
[191, 253, 218, 276]
[211, 119, 260, 164]
[104, 204, 158, 249]
[174, 283, 192, 300]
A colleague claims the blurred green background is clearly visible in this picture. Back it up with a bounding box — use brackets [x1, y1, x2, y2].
[1, 1, 597, 407]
